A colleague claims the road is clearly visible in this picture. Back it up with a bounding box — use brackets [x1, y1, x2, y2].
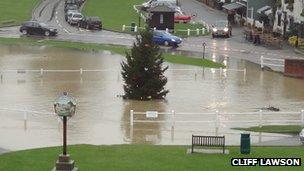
[0, 0, 303, 71]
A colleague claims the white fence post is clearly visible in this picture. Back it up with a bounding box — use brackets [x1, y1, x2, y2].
[171, 110, 175, 128]
[166, 28, 169, 33]
[215, 110, 219, 135]
[122, 25, 126, 31]
[154, 27, 156, 31]
[202, 28, 205, 35]
[259, 110, 263, 128]
[134, 26, 138, 32]
[301, 110, 304, 126]
[130, 110, 134, 126]
[187, 29, 190, 36]
[80, 68, 83, 75]
[215, 110, 219, 128]
[260, 56, 264, 69]
[243, 68, 247, 81]
[196, 28, 199, 35]
[23, 109, 27, 130]
[40, 68, 43, 76]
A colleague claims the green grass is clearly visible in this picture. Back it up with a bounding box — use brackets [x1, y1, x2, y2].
[83, 0, 207, 37]
[0, 37, 127, 54]
[0, 0, 39, 27]
[233, 125, 304, 135]
[0, 144, 303, 170]
[0, 37, 223, 68]
[174, 23, 208, 37]
[164, 54, 224, 68]
[83, 0, 144, 31]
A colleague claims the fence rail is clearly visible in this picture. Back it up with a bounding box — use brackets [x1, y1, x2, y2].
[122, 25, 210, 36]
[260, 56, 285, 69]
[130, 110, 304, 129]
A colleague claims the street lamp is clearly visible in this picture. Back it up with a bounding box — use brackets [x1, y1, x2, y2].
[202, 42, 206, 59]
[53, 92, 78, 171]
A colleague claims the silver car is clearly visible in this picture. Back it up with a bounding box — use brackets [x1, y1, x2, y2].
[67, 12, 83, 25]
[211, 20, 232, 38]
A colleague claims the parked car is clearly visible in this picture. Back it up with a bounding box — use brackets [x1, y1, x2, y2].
[300, 129, 304, 144]
[64, 4, 78, 13]
[67, 12, 84, 25]
[174, 9, 191, 23]
[65, 9, 79, 21]
[152, 30, 182, 47]
[78, 16, 102, 30]
[65, 0, 77, 8]
[211, 20, 232, 38]
[19, 21, 57, 36]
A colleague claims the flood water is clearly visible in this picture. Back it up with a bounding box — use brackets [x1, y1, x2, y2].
[0, 45, 303, 151]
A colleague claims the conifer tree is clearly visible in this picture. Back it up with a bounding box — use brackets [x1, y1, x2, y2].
[121, 29, 169, 100]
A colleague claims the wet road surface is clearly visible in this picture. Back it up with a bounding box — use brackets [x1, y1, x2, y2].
[0, 45, 303, 151]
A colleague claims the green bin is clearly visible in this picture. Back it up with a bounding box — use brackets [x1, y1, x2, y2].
[240, 133, 250, 154]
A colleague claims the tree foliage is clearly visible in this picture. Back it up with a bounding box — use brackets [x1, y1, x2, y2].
[121, 29, 169, 100]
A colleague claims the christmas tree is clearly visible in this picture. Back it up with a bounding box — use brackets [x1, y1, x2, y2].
[121, 29, 169, 100]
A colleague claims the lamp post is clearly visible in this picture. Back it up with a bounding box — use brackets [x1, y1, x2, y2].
[53, 92, 78, 171]
[202, 42, 206, 59]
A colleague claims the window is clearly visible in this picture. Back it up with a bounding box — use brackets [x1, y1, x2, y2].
[160, 14, 163, 24]
[278, 13, 282, 26]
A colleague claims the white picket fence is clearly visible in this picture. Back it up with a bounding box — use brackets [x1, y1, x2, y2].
[0, 107, 57, 130]
[130, 110, 304, 129]
[260, 56, 285, 69]
[122, 24, 210, 36]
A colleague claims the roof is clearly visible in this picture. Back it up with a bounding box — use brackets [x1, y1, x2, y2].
[148, 4, 175, 12]
[222, 2, 244, 11]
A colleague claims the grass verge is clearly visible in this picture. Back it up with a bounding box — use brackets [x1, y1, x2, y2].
[83, 0, 207, 37]
[0, 37, 223, 68]
[233, 125, 304, 135]
[0, 144, 303, 171]
[164, 54, 223, 68]
[0, 0, 39, 27]
[83, 0, 144, 31]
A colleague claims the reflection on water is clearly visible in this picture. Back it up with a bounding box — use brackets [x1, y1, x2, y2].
[0, 45, 303, 150]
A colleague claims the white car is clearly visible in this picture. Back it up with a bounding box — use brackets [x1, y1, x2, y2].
[67, 12, 83, 25]
[300, 129, 304, 144]
[65, 9, 79, 21]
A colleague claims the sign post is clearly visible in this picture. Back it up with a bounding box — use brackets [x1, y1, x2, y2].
[202, 42, 206, 59]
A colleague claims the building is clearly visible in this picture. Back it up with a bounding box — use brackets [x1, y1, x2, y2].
[246, 0, 274, 28]
[222, 0, 247, 25]
[148, 4, 175, 30]
[273, 0, 304, 37]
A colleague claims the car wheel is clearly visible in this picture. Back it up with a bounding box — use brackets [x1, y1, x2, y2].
[45, 31, 50, 36]
[172, 43, 178, 48]
[164, 41, 169, 46]
[21, 29, 28, 35]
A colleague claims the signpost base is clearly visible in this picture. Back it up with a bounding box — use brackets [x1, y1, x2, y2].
[52, 154, 78, 171]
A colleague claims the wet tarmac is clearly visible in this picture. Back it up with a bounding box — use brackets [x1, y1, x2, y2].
[0, 45, 303, 151]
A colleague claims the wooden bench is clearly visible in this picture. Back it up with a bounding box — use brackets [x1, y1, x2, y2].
[191, 135, 225, 154]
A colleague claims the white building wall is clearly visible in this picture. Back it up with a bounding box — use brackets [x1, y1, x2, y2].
[273, 0, 304, 34]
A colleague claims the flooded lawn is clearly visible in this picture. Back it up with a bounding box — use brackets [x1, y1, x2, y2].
[0, 45, 303, 151]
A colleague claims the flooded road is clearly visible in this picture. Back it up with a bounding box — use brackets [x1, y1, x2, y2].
[0, 45, 303, 151]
